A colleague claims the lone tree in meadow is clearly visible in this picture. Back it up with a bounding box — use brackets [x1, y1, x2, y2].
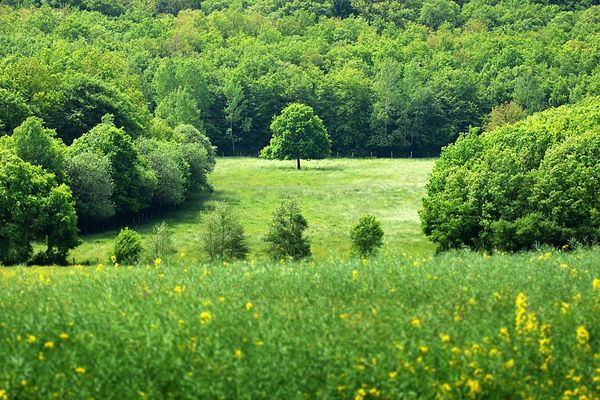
[261, 103, 331, 170]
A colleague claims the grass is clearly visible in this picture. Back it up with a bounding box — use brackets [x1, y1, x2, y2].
[0, 251, 598, 399]
[70, 158, 436, 264]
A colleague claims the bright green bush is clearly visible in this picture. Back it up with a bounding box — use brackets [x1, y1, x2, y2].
[113, 227, 143, 265]
[199, 202, 248, 262]
[349, 214, 384, 257]
[264, 197, 311, 260]
[421, 97, 600, 252]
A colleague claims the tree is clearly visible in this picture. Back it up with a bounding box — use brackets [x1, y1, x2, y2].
[155, 88, 204, 131]
[199, 202, 249, 261]
[261, 103, 331, 170]
[0, 149, 79, 265]
[264, 197, 311, 260]
[175, 124, 216, 191]
[66, 151, 115, 227]
[0, 88, 31, 135]
[136, 137, 190, 207]
[484, 102, 527, 131]
[349, 214, 384, 257]
[113, 227, 143, 265]
[70, 115, 156, 215]
[10, 117, 67, 182]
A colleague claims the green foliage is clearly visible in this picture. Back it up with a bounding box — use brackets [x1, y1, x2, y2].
[485, 101, 527, 132]
[199, 202, 249, 261]
[264, 197, 311, 260]
[113, 227, 143, 265]
[421, 97, 600, 252]
[0, 87, 31, 135]
[66, 152, 115, 226]
[136, 137, 190, 207]
[147, 221, 174, 261]
[155, 88, 204, 132]
[261, 103, 331, 169]
[349, 214, 384, 257]
[0, 149, 79, 265]
[10, 116, 67, 182]
[71, 115, 157, 215]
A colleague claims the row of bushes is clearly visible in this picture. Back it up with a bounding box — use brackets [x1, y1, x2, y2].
[112, 199, 385, 264]
[420, 96, 600, 252]
[0, 115, 216, 265]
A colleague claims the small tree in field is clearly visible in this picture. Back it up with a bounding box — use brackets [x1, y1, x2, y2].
[261, 103, 331, 170]
[199, 202, 248, 261]
[114, 227, 143, 265]
[350, 215, 384, 257]
[265, 198, 311, 260]
[148, 222, 174, 261]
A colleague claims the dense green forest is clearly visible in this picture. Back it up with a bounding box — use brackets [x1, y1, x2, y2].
[1, 0, 599, 157]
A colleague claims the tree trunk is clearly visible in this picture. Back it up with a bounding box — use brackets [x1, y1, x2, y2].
[297, 158, 301, 170]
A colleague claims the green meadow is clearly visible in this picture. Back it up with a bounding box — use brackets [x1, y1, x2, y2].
[71, 158, 436, 263]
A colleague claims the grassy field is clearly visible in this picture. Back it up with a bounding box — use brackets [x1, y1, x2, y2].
[71, 158, 436, 263]
[5, 158, 598, 399]
[0, 251, 598, 399]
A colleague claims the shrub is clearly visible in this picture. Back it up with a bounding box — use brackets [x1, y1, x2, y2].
[264, 197, 311, 260]
[420, 97, 600, 252]
[199, 202, 248, 261]
[114, 228, 143, 265]
[147, 222, 174, 261]
[350, 215, 384, 257]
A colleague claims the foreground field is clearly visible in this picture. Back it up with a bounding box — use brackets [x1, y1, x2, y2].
[1, 250, 598, 399]
[71, 158, 436, 263]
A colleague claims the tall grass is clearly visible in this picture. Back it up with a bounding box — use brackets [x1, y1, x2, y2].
[1, 249, 597, 399]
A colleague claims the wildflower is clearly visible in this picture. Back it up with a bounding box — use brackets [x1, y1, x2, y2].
[154, 258, 161, 267]
[111, 255, 117, 263]
[38, 352, 45, 361]
[515, 292, 538, 336]
[440, 333, 451, 343]
[484, 374, 494, 383]
[139, 392, 147, 399]
[58, 333, 69, 340]
[410, 317, 422, 328]
[44, 341, 54, 349]
[505, 359, 514, 369]
[337, 386, 346, 392]
[561, 302, 570, 314]
[199, 311, 212, 325]
[539, 324, 553, 369]
[245, 302, 253, 311]
[174, 285, 184, 294]
[499, 327, 510, 341]
[74, 367, 86, 375]
[355, 388, 367, 400]
[368, 387, 381, 397]
[0, 390, 7, 400]
[352, 270, 359, 282]
[593, 278, 600, 290]
[339, 313, 349, 320]
[389, 371, 398, 379]
[20, 380, 27, 386]
[419, 345, 429, 353]
[218, 296, 225, 303]
[441, 383, 452, 392]
[468, 298, 477, 305]
[489, 347, 501, 357]
[576, 326, 590, 348]
[466, 379, 481, 398]
[234, 349, 242, 359]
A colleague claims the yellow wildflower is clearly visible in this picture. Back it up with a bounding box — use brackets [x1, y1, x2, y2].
[441, 383, 451, 392]
[58, 333, 69, 340]
[505, 359, 514, 369]
[245, 302, 253, 311]
[44, 341, 54, 349]
[593, 278, 600, 290]
[389, 371, 398, 379]
[0, 390, 7, 400]
[410, 317, 422, 328]
[74, 367, 86, 375]
[576, 326, 590, 348]
[440, 333, 451, 343]
[234, 349, 242, 359]
[154, 258, 161, 267]
[38, 352, 45, 361]
[352, 270, 359, 282]
[174, 285, 184, 294]
[466, 379, 481, 398]
[355, 388, 367, 400]
[199, 311, 212, 325]
[489, 347, 501, 357]
[27, 335, 37, 344]
[419, 345, 429, 353]
[500, 327, 510, 341]
[368, 388, 381, 397]
[468, 297, 477, 305]
[218, 296, 225, 303]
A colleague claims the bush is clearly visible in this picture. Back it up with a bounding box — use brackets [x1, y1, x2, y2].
[114, 227, 143, 265]
[147, 222, 174, 261]
[420, 97, 600, 252]
[199, 202, 248, 261]
[349, 215, 384, 257]
[264, 197, 311, 260]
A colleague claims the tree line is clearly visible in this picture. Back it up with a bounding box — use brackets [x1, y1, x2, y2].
[0, 0, 598, 157]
